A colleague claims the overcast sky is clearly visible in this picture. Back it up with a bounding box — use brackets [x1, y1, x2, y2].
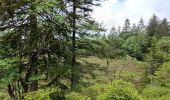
[92, 0, 170, 31]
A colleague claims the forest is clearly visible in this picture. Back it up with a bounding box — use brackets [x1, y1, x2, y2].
[0, 0, 170, 100]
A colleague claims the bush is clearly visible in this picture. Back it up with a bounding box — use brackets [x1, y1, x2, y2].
[153, 62, 170, 87]
[122, 33, 148, 60]
[65, 92, 87, 100]
[24, 89, 50, 100]
[84, 84, 107, 100]
[97, 80, 142, 100]
[0, 92, 10, 100]
[24, 87, 58, 100]
[142, 85, 170, 100]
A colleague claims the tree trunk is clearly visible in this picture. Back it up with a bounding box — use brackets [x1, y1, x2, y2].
[7, 84, 15, 99]
[71, 0, 77, 90]
[29, 1, 38, 91]
[30, 77, 38, 91]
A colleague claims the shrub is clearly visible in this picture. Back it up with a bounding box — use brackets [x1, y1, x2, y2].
[24, 87, 58, 100]
[24, 89, 50, 100]
[65, 92, 87, 100]
[153, 62, 170, 87]
[142, 85, 170, 100]
[122, 33, 148, 60]
[97, 80, 142, 100]
[84, 84, 107, 99]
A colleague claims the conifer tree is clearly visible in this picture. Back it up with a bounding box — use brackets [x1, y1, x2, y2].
[138, 18, 145, 30]
[132, 23, 138, 34]
[109, 25, 117, 37]
[0, 0, 70, 98]
[147, 14, 159, 37]
[122, 18, 131, 33]
[157, 18, 169, 37]
[65, 0, 103, 90]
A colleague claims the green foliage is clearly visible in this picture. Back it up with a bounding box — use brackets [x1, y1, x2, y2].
[84, 84, 107, 99]
[97, 80, 142, 100]
[142, 85, 170, 100]
[0, 91, 10, 100]
[147, 14, 159, 37]
[0, 1, 170, 100]
[24, 90, 50, 100]
[122, 18, 131, 33]
[65, 92, 87, 100]
[153, 62, 170, 87]
[156, 18, 170, 37]
[145, 36, 170, 77]
[156, 36, 170, 61]
[123, 32, 148, 60]
[108, 36, 124, 49]
[24, 88, 58, 100]
[97, 36, 126, 60]
[145, 36, 160, 76]
[0, 58, 20, 85]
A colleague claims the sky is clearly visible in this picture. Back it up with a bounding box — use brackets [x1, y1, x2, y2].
[92, 0, 170, 31]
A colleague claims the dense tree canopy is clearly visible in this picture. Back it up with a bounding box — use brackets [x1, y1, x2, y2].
[0, 1, 170, 100]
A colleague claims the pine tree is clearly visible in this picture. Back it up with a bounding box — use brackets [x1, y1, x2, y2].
[157, 18, 169, 37]
[64, 0, 103, 90]
[117, 26, 121, 34]
[122, 18, 131, 33]
[138, 18, 145, 30]
[120, 18, 132, 39]
[109, 25, 117, 37]
[0, 0, 70, 98]
[147, 14, 159, 37]
[132, 23, 138, 34]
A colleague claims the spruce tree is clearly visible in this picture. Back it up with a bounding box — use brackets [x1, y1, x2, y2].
[138, 18, 145, 30]
[109, 25, 117, 37]
[132, 23, 138, 34]
[157, 18, 169, 37]
[120, 18, 131, 39]
[65, 0, 103, 90]
[122, 18, 131, 33]
[147, 14, 159, 37]
[0, 0, 70, 98]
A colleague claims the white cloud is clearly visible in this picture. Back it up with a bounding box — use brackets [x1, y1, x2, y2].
[92, 0, 170, 32]
[92, 0, 118, 29]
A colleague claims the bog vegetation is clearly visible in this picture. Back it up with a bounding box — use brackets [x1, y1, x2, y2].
[0, 0, 170, 100]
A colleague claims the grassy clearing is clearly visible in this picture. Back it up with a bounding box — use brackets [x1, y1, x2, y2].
[80, 56, 147, 88]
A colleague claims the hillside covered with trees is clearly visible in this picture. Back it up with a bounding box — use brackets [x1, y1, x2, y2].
[0, 0, 170, 100]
